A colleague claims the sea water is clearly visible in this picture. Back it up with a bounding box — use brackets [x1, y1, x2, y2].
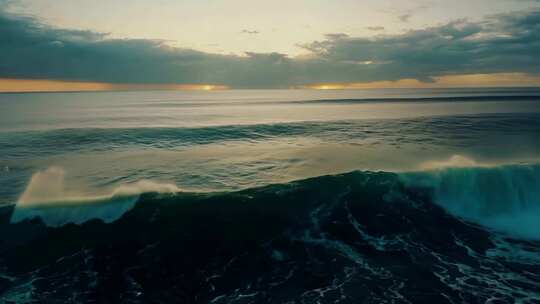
[1, 88, 540, 303]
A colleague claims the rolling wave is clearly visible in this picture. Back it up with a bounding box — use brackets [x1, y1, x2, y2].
[109, 94, 540, 108]
[2, 113, 539, 158]
[8, 161, 540, 239]
[2, 161, 540, 302]
[293, 94, 540, 104]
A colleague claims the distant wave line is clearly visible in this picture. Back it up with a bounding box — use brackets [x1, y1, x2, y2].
[103, 95, 540, 108]
[294, 95, 540, 104]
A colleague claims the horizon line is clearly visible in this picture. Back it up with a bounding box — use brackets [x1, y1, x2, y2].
[2, 73, 540, 93]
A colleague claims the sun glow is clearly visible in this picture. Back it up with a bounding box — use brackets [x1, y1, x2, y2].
[295, 73, 540, 90]
[0, 79, 229, 93]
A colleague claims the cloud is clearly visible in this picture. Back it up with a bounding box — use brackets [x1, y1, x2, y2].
[301, 11, 540, 83]
[0, 6, 540, 88]
[324, 33, 349, 40]
[398, 13, 412, 22]
[241, 29, 260, 34]
[366, 26, 385, 31]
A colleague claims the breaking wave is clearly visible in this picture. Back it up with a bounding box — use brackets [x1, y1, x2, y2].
[402, 160, 540, 240]
[2, 159, 540, 303]
[11, 159, 540, 239]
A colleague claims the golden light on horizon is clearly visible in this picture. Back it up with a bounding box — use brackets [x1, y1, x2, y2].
[0, 79, 230, 93]
[107, 83, 230, 91]
[200, 85, 228, 91]
[0, 79, 112, 92]
[295, 73, 540, 90]
[2, 73, 540, 93]
[312, 84, 347, 90]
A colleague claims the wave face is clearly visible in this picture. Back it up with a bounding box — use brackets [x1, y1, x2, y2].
[401, 164, 540, 240]
[1, 166, 540, 303]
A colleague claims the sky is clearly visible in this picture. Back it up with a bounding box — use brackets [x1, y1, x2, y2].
[1, 0, 540, 90]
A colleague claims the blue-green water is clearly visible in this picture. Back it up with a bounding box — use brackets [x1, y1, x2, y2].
[1, 88, 540, 201]
[1, 88, 540, 303]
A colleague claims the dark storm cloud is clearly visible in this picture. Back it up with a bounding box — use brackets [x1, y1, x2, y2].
[1, 6, 540, 88]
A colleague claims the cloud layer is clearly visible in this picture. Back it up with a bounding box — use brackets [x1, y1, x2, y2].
[1, 5, 540, 88]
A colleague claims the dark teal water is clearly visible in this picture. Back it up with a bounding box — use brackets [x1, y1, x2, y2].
[1, 88, 540, 303]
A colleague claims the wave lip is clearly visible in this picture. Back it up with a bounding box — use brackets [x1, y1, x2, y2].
[11, 167, 181, 227]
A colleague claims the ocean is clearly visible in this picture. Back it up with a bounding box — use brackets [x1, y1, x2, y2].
[1, 88, 540, 303]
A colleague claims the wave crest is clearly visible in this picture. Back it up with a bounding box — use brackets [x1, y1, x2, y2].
[402, 162, 540, 239]
[11, 167, 181, 226]
[11, 161, 540, 240]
